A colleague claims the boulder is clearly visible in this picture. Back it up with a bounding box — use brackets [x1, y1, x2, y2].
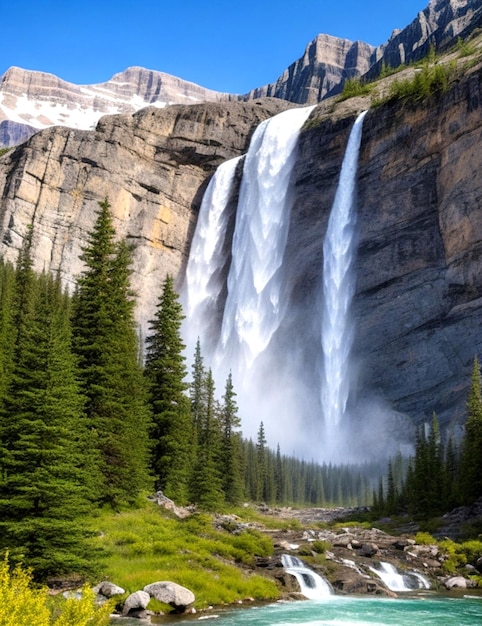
[333, 535, 353, 548]
[144, 581, 195, 611]
[93, 581, 126, 597]
[122, 590, 150, 615]
[444, 576, 467, 590]
[360, 543, 379, 557]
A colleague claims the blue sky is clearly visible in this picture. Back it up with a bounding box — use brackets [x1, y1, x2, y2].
[3, 0, 429, 93]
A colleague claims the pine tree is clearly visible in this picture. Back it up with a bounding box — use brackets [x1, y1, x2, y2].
[256, 422, 268, 502]
[145, 274, 192, 504]
[460, 356, 482, 503]
[72, 198, 151, 507]
[219, 372, 243, 505]
[0, 259, 16, 403]
[190, 368, 224, 509]
[0, 242, 97, 579]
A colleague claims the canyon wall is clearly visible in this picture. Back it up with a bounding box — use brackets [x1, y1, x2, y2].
[0, 56, 481, 437]
[0, 98, 290, 328]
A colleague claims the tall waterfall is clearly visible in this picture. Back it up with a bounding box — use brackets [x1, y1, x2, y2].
[181, 156, 241, 358]
[321, 111, 367, 439]
[218, 105, 315, 372]
[181, 107, 376, 460]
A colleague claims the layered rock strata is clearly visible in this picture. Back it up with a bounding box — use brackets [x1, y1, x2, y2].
[1, 57, 481, 434]
[0, 65, 232, 147]
[0, 98, 290, 328]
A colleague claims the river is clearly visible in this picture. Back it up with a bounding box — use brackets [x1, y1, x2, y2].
[116, 592, 482, 625]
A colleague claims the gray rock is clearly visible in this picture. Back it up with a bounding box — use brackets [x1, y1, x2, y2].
[0, 66, 232, 147]
[93, 581, 126, 597]
[144, 581, 195, 610]
[122, 590, 151, 615]
[444, 576, 467, 589]
[360, 543, 379, 557]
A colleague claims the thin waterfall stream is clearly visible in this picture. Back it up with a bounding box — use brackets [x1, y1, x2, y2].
[320, 111, 367, 453]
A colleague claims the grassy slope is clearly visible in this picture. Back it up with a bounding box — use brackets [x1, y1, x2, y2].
[91, 500, 281, 610]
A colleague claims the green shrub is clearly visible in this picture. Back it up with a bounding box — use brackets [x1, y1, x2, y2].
[338, 77, 373, 101]
[311, 540, 330, 554]
[387, 61, 455, 103]
[456, 36, 476, 57]
[439, 539, 468, 574]
[415, 532, 436, 545]
[458, 540, 482, 565]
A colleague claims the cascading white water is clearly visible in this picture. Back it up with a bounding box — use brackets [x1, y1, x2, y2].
[219, 105, 315, 371]
[321, 111, 368, 434]
[369, 561, 431, 592]
[181, 156, 242, 357]
[281, 554, 332, 599]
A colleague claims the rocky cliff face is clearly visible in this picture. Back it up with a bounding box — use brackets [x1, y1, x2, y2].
[244, 0, 482, 104]
[365, 0, 482, 80]
[1, 45, 481, 442]
[281, 53, 482, 432]
[0, 66, 231, 147]
[0, 98, 290, 328]
[2, 1, 480, 148]
[243, 35, 375, 103]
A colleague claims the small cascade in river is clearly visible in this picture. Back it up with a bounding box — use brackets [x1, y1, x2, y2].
[369, 561, 431, 592]
[320, 110, 367, 453]
[281, 554, 332, 599]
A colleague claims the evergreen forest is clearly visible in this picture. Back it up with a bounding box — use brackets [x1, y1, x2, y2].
[0, 199, 481, 582]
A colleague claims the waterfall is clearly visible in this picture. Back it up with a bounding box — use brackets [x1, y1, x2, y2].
[281, 554, 332, 599]
[218, 105, 315, 371]
[321, 111, 367, 436]
[370, 562, 431, 592]
[181, 156, 242, 358]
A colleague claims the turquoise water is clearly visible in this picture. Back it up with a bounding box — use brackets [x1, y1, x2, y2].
[151, 595, 482, 625]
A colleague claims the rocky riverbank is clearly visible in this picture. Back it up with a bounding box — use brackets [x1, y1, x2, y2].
[80, 498, 482, 621]
[214, 502, 482, 599]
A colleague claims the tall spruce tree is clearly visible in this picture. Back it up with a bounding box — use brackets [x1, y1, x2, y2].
[190, 368, 224, 509]
[71, 198, 151, 507]
[0, 235, 97, 579]
[0, 259, 16, 404]
[460, 356, 482, 503]
[219, 372, 243, 505]
[144, 275, 192, 504]
[256, 422, 268, 502]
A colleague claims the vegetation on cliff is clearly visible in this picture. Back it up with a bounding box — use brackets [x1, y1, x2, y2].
[0, 201, 375, 584]
[0, 199, 481, 605]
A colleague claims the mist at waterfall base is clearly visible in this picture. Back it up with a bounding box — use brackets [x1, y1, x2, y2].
[181, 108, 413, 464]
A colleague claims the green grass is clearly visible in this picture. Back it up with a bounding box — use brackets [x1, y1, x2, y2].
[386, 61, 456, 103]
[0, 147, 11, 157]
[90, 502, 279, 610]
[337, 77, 373, 102]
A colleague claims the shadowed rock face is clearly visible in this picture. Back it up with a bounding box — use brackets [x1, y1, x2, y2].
[0, 57, 481, 438]
[0, 98, 291, 329]
[283, 61, 482, 431]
